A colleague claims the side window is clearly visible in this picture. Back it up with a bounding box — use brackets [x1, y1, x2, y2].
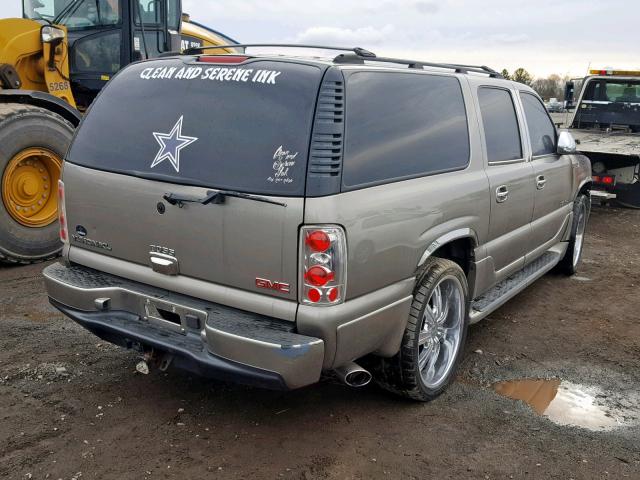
[73, 30, 121, 74]
[477, 87, 522, 163]
[24, 0, 54, 19]
[520, 92, 557, 156]
[343, 72, 470, 189]
[54, 0, 121, 29]
[135, 0, 179, 27]
[167, 0, 181, 30]
[136, 0, 161, 24]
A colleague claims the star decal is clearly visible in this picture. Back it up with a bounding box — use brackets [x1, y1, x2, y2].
[150, 115, 198, 173]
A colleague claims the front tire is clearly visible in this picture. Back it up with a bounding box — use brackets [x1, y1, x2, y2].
[0, 104, 74, 264]
[375, 258, 469, 402]
[557, 193, 590, 275]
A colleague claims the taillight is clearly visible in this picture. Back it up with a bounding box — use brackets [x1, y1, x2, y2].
[592, 175, 615, 186]
[305, 265, 335, 286]
[57, 180, 68, 244]
[300, 226, 347, 305]
[305, 230, 331, 252]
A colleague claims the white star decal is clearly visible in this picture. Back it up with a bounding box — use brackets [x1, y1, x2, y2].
[150, 115, 198, 173]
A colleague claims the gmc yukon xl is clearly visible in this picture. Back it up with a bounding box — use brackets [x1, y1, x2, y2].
[44, 46, 592, 401]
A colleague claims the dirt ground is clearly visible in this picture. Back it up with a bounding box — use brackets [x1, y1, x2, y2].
[1, 206, 639, 480]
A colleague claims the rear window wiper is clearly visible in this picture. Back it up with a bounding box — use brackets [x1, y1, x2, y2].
[163, 190, 287, 208]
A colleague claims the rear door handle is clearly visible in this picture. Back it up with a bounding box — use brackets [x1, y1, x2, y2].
[495, 185, 509, 203]
[149, 253, 180, 276]
[536, 175, 547, 190]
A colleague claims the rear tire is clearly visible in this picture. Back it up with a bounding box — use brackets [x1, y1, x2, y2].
[557, 193, 590, 275]
[374, 258, 469, 402]
[0, 103, 74, 264]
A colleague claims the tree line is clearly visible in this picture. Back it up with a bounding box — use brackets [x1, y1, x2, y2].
[501, 68, 570, 101]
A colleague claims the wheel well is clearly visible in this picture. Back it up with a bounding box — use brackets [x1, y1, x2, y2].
[579, 181, 592, 197]
[0, 91, 81, 127]
[431, 237, 474, 276]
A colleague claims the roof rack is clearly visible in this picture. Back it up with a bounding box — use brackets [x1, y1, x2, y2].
[183, 43, 376, 58]
[334, 53, 502, 77]
[182, 43, 502, 78]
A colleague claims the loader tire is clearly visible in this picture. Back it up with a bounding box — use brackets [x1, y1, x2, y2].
[0, 103, 74, 264]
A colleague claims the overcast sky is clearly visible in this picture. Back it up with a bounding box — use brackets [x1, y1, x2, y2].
[3, 0, 637, 77]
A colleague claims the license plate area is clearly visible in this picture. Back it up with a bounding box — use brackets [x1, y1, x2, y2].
[142, 298, 207, 334]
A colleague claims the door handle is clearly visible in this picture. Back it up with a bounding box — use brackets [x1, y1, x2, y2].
[495, 185, 509, 203]
[149, 253, 180, 276]
[536, 175, 547, 190]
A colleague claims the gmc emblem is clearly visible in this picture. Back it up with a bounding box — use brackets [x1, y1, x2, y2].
[255, 277, 291, 294]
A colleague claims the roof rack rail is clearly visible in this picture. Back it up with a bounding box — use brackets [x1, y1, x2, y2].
[450, 63, 503, 77]
[183, 43, 376, 58]
[181, 43, 501, 78]
[334, 53, 502, 78]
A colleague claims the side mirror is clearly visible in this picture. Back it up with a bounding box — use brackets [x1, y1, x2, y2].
[557, 130, 577, 155]
[41, 26, 66, 44]
[41, 26, 66, 71]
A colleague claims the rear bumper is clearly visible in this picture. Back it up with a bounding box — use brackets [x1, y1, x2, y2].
[590, 189, 617, 201]
[43, 263, 324, 390]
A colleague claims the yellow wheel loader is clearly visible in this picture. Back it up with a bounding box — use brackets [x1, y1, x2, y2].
[0, 0, 239, 263]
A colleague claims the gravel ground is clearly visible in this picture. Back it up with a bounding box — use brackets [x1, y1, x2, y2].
[0, 206, 639, 480]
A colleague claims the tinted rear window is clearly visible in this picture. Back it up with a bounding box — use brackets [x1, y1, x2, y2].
[478, 87, 523, 163]
[66, 59, 324, 196]
[342, 72, 470, 189]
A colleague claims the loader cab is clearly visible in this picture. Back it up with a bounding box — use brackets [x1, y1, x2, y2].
[23, 0, 182, 109]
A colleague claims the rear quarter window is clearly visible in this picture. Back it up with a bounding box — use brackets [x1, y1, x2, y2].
[342, 72, 470, 190]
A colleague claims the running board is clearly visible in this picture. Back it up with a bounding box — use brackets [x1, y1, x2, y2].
[469, 251, 561, 324]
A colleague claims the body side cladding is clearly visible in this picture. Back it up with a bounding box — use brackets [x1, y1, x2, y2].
[0, 89, 81, 127]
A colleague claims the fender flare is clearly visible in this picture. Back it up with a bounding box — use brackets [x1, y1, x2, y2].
[576, 178, 593, 199]
[417, 228, 479, 268]
[0, 89, 81, 127]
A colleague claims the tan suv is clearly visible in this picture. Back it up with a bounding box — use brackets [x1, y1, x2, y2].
[44, 45, 592, 401]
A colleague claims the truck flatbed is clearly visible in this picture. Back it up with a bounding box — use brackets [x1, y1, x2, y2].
[572, 129, 640, 157]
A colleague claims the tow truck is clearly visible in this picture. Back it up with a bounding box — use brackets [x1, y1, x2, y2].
[565, 69, 640, 207]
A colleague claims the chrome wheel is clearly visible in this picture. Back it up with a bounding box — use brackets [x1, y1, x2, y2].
[572, 199, 587, 268]
[418, 275, 465, 389]
[375, 258, 469, 401]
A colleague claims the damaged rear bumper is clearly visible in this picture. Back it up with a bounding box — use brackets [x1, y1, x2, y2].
[43, 263, 324, 390]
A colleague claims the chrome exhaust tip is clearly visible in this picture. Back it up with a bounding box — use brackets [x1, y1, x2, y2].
[334, 362, 372, 387]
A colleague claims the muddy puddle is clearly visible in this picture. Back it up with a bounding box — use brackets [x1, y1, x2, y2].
[493, 379, 640, 431]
